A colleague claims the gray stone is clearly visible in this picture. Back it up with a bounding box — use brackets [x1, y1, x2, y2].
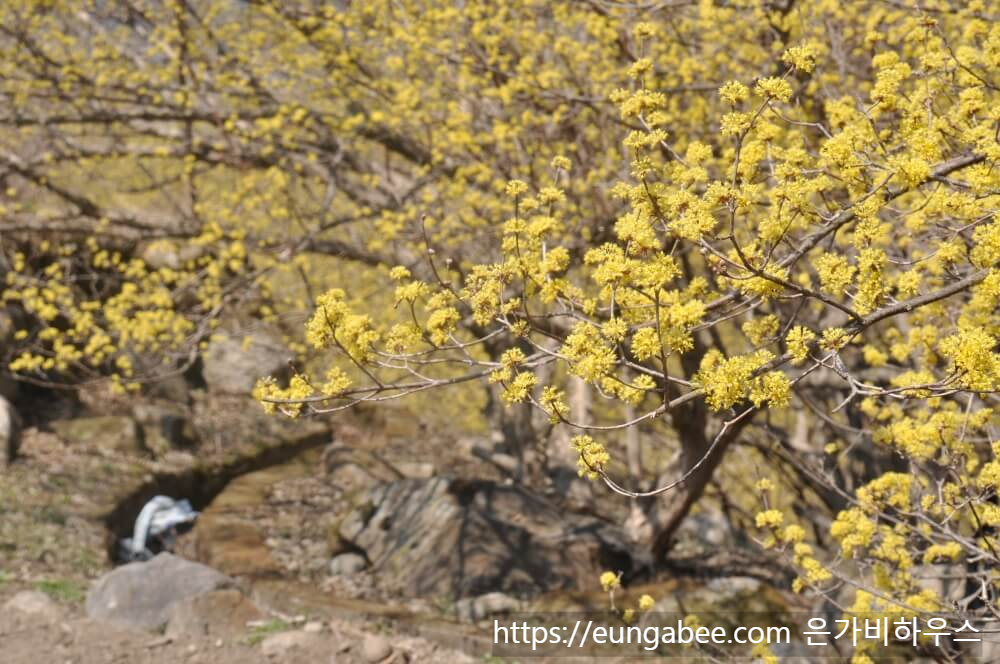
[454, 592, 521, 623]
[160, 450, 197, 468]
[487, 453, 519, 474]
[395, 461, 435, 479]
[467, 441, 518, 474]
[0, 395, 21, 464]
[302, 620, 325, 633]
[323, 446, 407, 490]
[360, 634, 393, 663]
[704, 576, 761, 595]
[202, 326, 289, 394]
[146, 374, 194, 405]
[3, 590, 63, 621]
[642, 573, 785, 623]
[85, 552, 235, 631]
[141, 241, 205, 271]
[329, 552, 368, 576]
[328, 461, 380, 491]
[52, 416, 143, 454]
[671, 507, 735, 556]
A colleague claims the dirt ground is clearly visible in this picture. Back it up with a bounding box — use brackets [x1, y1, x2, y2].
[0, 592, 479, 664]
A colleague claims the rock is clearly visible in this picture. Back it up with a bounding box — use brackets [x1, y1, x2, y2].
[467, 441, 519, 475]
[180, 427, 329, 577]
[551, 471, 594, 512]
[328, 461, 380, 493]
[141, 240, 204, 271]
[85, 552, 235, 631]
[190, 514, 281, 578]
[302, 620, 325, 633]
[164, 589, 263, 638]
[395, 461, 435, 479]
[704, 576, 761, 596]
[146, 374, 195, 405]
[202, 326, 289, 394]
[486, 453, 519, 475]
[323, 446, 404, 487]
[360, 634, 393, 663]
[3, 590, 64, 621]
[160, 450, 197, 467]
[133, 402, 197, 454]
[259, 630, 320, 658]
[0, 395, 21, 464]
[329, 552, 368, 576]
[52, 416, 143, 454]
[671, 506, 736, 557]
[454, 592, 521, 623]
[642, 574, 787, 626]
[339, 478, 638, 599]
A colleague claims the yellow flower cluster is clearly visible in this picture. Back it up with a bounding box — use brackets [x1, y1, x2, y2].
[305, 289, 380, 362]
[599, 570, 621, 592]
[695, 350, 789, 411]
[939, 328, 1000, 391]
[253, 375, 314, 418]
[572, 435, 610, 480]
[562, 324, 616, 384]
[786, 326, 816, 365]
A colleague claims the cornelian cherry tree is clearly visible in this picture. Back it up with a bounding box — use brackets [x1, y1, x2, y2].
[253, 1, 1000, 651]
[1, 1, 999, 656]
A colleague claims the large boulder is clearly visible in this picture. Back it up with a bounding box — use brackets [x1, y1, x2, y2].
[339, 477, 639, 599]
[202, 326, 289, 394]
[0, 395, 21, 464]
[85, 552, 235, 631]
[52, 416, 143, 454]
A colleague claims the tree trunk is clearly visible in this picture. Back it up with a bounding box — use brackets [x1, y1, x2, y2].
[621, 403, 653, 544]
[549, 375, 590, 473]
[481, 337, 547, 480]
[636, 293, 752, 562]
[625, 404, 642, 481]
[643, 401, 751, 562]
[483, 382, 537, 480]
